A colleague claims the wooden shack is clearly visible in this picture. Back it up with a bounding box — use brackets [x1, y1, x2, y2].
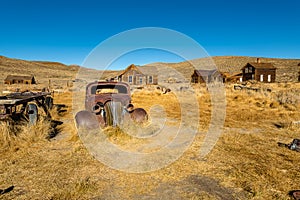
[191, 69, 223, 83]
[4, 75, 36, 85]
[117, 64, 158, 85]
[241, 58, 276, 83]
[226, 72, 243, 83]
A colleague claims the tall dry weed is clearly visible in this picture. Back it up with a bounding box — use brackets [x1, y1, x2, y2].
[19, 117, 52, 143]
[0, 118, 51, 151]
[0, 121, 18, 150]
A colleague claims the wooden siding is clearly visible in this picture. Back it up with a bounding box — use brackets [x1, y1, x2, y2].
[242, 63, 276, 83]
[191, 70, 223, 84]
[255, 68, 276, 83]
[118, 65, 158, 85]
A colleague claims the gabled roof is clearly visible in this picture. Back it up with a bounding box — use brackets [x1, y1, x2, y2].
[136, 66, 157, 76]
[242, 62, 276, 70]
[4, 75, 35, 81]
[193, 69, 218, 77]
[229, 72, 243, 77]
[119, 64, 157, 76]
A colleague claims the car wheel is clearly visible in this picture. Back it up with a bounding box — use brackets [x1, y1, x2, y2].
[27, 103, 38, 125]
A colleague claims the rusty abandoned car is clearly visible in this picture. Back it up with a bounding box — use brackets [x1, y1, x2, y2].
[75, 81, 148, 129]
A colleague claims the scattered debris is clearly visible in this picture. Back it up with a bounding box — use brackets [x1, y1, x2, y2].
[233, 84, 260, 92]
[292, 121, 300, 127]
[273, 122, 289, 129]
[179, 86, 189, 92]
[233, 83, 272, 93]
[0, 185, 14, 195]
[156, 85, 171, 94]
[278, 139, 300, 152]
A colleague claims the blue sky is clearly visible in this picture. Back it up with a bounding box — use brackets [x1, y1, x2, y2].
[0, 0, 299, 69]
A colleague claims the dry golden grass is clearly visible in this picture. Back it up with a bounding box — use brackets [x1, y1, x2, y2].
[1, 83, 300, 199]
[0, 118, 52, 151]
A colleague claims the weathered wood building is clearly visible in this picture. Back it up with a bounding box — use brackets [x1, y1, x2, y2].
[226, 72, 243, 83]
[191, 69, 223, 83]
[116, 64, 158, 85]
[241, 59, 276, 83]
[4, 75, 36, 85]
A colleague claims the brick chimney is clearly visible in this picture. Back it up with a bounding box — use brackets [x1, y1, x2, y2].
[257, 58, 261, 63]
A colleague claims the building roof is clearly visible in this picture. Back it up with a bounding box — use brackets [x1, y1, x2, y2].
[229, 72, 243, 77]
[242, 62, 276, 70]
[193, 69, 218, 77]
[220, 72, 230, 77]
[136, 65, 157, 76]
[4, 75, 35, 81]
[119, 64, 157, 76]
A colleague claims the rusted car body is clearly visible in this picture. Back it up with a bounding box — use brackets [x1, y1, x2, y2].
[75, 81, 147, 129]
[85, 81, 131, 112]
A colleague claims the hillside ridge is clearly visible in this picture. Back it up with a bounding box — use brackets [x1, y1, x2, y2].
[1, 55, 299, 84]
[146, 56, 300, 82]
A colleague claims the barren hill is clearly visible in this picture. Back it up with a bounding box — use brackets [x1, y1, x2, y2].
[0, 55, 79, 86]
[0, 55, 120, 90]
[146, 56, 300, 82]
[1, 55, 299, 89]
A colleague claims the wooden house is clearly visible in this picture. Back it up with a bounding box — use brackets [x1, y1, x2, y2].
[117, 64, 158, 85]
[241, 58, 276, 83]
[191, 69, 223, 83]
[4, 75, 36, 85]
[226, 72, 243, 83]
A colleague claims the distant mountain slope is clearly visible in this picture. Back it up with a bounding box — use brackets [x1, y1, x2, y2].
[0, 55, 299, 88]
[146, 56, 300, 82]
[0, 55, 80, 85]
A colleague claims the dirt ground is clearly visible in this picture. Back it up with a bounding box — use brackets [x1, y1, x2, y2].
[1, 82, 300, 199]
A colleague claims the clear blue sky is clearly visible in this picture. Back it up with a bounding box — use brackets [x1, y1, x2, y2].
[0, 0, 299, 69]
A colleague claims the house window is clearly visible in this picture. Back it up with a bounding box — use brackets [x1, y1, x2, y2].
[139, 77, 143, 85]
[245, 68, 248, 73]
[128, 75, 133, 83]
[260, 74, 264, 82]
[267, 75, 271, 82]
[148, 76, 153, 84]
[252, 74, 255, 80]
[192, 76, 198, 83]
[249, 67, 252, 73]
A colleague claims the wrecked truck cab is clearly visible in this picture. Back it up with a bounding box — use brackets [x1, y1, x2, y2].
[85, 81, 131, 113]
[75, 81, 147, 129]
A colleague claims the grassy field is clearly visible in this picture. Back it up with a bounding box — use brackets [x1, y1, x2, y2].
[0, 82, 300, 199]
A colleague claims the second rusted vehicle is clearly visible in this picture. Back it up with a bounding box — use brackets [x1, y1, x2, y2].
[0, 91, 53, 125]
[75, 81, 148, 129]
